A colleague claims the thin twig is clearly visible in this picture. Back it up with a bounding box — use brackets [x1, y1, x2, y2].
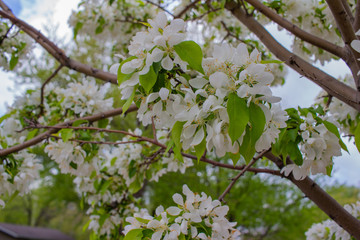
[145, 0, 174, 17]
[39, 64, 63, 116]
[0, 23, 14, 45]
[49, 135, 142, 145]
[218, 149, 269, 202]
[175, 0, 201, 18]
[0, 105, 138, 157]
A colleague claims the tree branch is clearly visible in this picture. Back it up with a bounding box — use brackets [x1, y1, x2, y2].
[225, 1, 360, 112]
[39, 64, 63, 116]
[0, 7, 117, 85]
[353, 0, 360, 31]
[265, 152, 360, 238]
[325, 0, 360, 89]
[341, 0, 354, 23]
[244, 0, 345, 58]
[218, 149, 268, 202]
[175, 0, 201, 18]
[0, 105, 138, 157]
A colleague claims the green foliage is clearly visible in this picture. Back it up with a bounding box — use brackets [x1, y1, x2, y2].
[174, 41, 204, 74]
[227, 93, 249, 145]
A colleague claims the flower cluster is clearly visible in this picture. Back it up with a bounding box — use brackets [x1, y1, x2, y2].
[0, 151, 43, 208]
[45, 129, 193, 238]
[306, 201, 360, 240]
[124, 184, 241, 240]
[280, 112, 342, 180]
[118, 12, 285, 162]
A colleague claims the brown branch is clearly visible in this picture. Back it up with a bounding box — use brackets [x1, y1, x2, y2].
[341, 0, 354, 23]
[225, 1, 360, 112]
[265, 152, 360, 238]
[39, 64, 63, 116]
[325, 0, 360, 89]
[0, 7, 117, 85]
[0, 105, 138, 157]
[218, 149, 269, 202]
[354, 0, 360, 31]
[49, 135, 142, 145]
[175, 0, 201, 18]
[244, 0, 345, 59]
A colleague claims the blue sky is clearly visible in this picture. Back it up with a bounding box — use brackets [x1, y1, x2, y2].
[3, 0, 22, 15]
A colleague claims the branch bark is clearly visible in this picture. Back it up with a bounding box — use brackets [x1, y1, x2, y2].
[326, 0, 360, 89]
[265, 152, 360, 239]
[353, 0, 360, 31]
[244, 0, 345, 58]
[0, 105, 138, 157]
[225, 1, 360, 112]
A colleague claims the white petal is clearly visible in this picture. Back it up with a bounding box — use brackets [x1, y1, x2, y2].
[351, 40, 360, 53]
[156, 205, 164, 216]
[191, 127, 205, 146]
[172, 193, 184, 206]
[109, 63, 120, 74]
[189, 77, 208, 89]
[209, 72, 228, 89]
[167, 206, 182, 216]
[162, 55, 174, 70]
[159, 88, 170, 100]
[147, 93, 159, 103]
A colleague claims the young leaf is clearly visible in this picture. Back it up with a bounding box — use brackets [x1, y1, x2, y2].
[194, 137, 206, 163]
[139, 64, 157, 94]
[124, 229, 143, 240]
[249, 102, 266, 144]
[121, 87, 136, 117]
[174, 41, 204, 74]
[59, 129, 74, 142]
[323, 120, 348, 152]
[355, 124, 360, 153]
[227, 93, 249, 144]
[171, 121, 185, 162]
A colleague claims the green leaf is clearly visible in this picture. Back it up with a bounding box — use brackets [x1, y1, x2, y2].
[72, 119, 88, 127]
[98, 118, 109, 129]
[100, 179, 112, 195]
[260, 59, 283, 64]
[227, 93, 249, 144]
[239, 127, 255, 163]
[135, 217, 150, 224]
[286, 142, 303, 166]
[171, 121, 185, 162]
[194, 137, 206, 163]
[121, 87, 136, 117]
[326, 164, 333, 177]
[59, 129, 74, 142]
[229, 152, 241, 166]
[9, 54, 19, 70]
[124, 229, 143, 240]
[117, 56, 137, 86]
[355, 124, 360, 153]
[139, 64, 158, 94]
[323, 120, 348, 153]
[26, 129, 38, 140]
[249, 102, 266, 144]
[129, 176, 142, 194]
[73, 21, 83, 39]
[174, 41, 204, 74]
